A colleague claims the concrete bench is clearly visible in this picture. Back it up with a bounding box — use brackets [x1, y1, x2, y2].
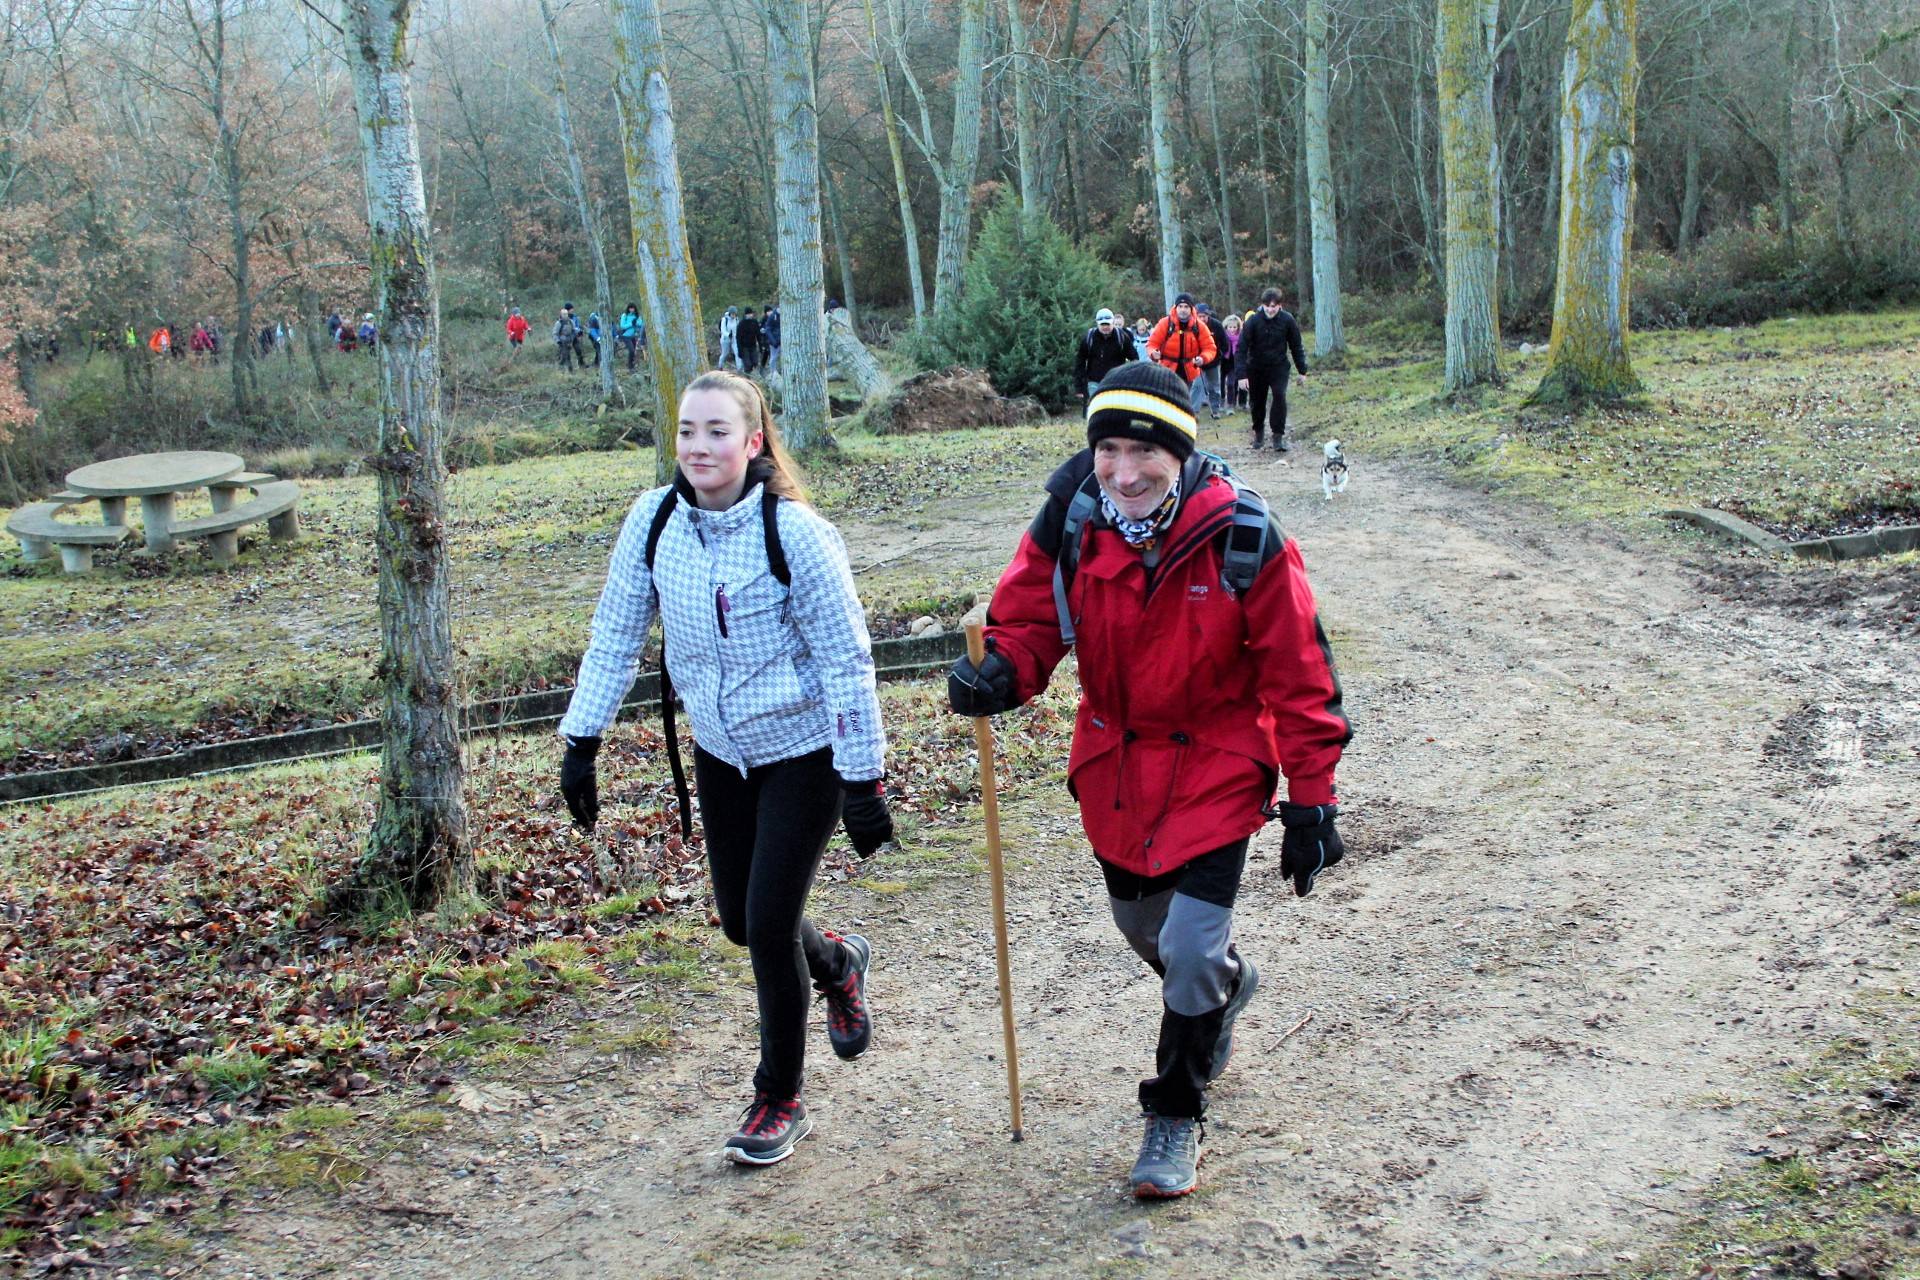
[208, 471, 276, 513]
[169, 480, 301, 563]
[6, 501, 132, 571]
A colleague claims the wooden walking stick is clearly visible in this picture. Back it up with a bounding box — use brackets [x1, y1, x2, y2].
[963, 607, 1024, 1141]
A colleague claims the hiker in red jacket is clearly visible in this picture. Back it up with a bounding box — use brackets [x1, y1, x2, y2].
[947, 360, 1350, 1200]
[1145, 293, 1218, 420]
[505, 307, 529, 348]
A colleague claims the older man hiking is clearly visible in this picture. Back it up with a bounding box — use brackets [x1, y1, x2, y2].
[1072, 307, 1136, 401]
[946, 360, 1351, 1198]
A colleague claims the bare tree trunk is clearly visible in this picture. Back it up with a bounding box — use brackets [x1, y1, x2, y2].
[764, 0, 828, 447]
[1295, 37, 1312, 310]
[1204, 8, 1239, 314]
[859, 0, 926, 321]
[186, 2, 256, 418]
[1437, 0, 1502, 390]
[1778, 0, 1800, 253]
[1676, 27, 1703, 251]
[341, 0, 471, 913]
[1147, 0, 1181, 308]
[609, 0, 706, 484]
[934, 0, 988, 312]
[825, 307, 888, 400]
[825, 166, 858, 326]
[1005, 0, 1038, 217]
[537, 0, 617, 403]
[1304, 0, 1345, 355]
[1537, 0, 1641, 401]
[1250, 23, 1276, 262]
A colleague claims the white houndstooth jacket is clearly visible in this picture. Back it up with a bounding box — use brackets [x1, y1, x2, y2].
[560, 482, 886, 782]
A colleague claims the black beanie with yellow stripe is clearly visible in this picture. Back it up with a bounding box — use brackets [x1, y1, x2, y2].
[1086, 361, 1198, 461]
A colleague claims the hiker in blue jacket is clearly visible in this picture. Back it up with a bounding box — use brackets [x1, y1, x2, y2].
[559, 369, 893, 1167]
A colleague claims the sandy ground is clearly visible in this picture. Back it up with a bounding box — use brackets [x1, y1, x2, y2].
[202, 447, 1919, 1279]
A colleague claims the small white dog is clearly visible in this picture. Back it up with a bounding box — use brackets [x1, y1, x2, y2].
[1321, 439, 1349, 500]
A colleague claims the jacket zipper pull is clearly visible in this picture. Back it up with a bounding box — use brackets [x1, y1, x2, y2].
[715, 584, 730, 638]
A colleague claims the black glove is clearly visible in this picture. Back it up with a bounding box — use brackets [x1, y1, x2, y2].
[948, 644, 1017, 717]
[1276, 802, 1343, 897]
[840, 776, 893, 857]
[560, 734, 601, 831]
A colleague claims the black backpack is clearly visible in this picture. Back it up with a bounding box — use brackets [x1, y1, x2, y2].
[1036, 450, 1279, 645]
[641, 488, 789, 838]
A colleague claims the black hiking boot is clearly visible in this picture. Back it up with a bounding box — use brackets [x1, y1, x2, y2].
[724, 1092, 811, 1165]
[1251, 433, 1265, 450]
[1131, 1111, 1204, 1198]
[816, 930, 872, 1060]
[1207, 951, 1261, 1082]
[1275, 435, 1290, 452]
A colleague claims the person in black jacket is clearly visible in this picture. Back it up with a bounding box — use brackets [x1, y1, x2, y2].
[1235, 288, 1309, 450]
[737, 308, 763, 375]
[1073, 307, 1136, 399]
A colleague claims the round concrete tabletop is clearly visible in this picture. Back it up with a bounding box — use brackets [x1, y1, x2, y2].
[66, 451, 244, 497]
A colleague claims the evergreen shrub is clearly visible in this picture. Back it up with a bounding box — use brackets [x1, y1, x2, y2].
[908, 197, 1121, 412]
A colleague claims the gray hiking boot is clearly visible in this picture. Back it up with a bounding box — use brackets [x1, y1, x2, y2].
[1131, 1111, 1204, 1198]
[1207, 951, 1261, 1082]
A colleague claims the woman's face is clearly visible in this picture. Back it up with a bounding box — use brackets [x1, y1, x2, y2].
[677, 387, 764, 509]
[1094, 437, 1180, 522]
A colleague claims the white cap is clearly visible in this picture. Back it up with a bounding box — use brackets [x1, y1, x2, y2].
[1094, 308, 1115, 323]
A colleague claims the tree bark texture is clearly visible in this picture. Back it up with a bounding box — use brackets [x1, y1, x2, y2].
[825, 307, 888, 400]
[860, 0, 926, 321]
[934, 0, 988, 313]
[1305, 0, 1345, 355]
[609, 0, 706, 483]
[1538, 0, 1641, 401]
[764, 0, 828, 448]
[342, 0, 472, 912]
[1437, 0, 1502, 391]
[1204, 10, 1239, 314]
[538, 0, 618, 403]
[1005, 0, 1038, 218]
[1146, 0, 1182, 309]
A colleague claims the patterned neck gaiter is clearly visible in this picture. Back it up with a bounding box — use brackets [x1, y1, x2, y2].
[1099, 476, 1182, 547]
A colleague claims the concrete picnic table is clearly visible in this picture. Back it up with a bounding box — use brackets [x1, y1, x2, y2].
[64, 451, 243, 553]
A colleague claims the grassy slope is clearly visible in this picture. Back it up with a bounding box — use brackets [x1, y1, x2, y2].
[3, 310, 1915, 762]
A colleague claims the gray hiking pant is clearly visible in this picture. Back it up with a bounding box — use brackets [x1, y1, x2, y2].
[1104, 838, 1247, 1118]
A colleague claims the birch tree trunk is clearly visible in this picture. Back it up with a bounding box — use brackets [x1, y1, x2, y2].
[825, 166, 858, 325]
[1147, 0, 1182, 309]
[1295, 47, 1312, 312]
[1537, 0, 1641, 402]
[341, 0, 471, 912]
[537, 0, 617, 403]
[1005, 0, 1038, 217]
[933, 0, 988, 312]
[1437, 0, 1502, 391]
[859, 0, 926, 321]
[764, 0, 828, 448]
[1305, 0, 1345, 356]
[609, 0, 706, 484]
[1204, 9, 1239, 313]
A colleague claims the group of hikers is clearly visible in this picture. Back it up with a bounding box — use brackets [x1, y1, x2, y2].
[716, 304, 785, 375]
[509, 302, 650, 372]
[130, 312, 378, 362]
[558, 283, 1348, 1197]
[1074, 288, 1311, 450]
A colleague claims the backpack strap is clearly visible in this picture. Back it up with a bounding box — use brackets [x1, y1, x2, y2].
[762, 488, 790, 587]
[641, 492, 690, 838]
[1051, 470, 1103, 645]
[1219, 479, 1273, 595]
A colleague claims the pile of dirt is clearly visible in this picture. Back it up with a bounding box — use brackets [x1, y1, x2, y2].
[868, 367, 1044, 434]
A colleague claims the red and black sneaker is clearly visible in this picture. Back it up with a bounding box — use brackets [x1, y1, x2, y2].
[815, 930, 872, 1060]
[723, 1092, 811, 1165]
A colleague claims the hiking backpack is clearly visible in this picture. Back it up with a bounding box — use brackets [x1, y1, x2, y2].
[640, 489, 790, 837]
[1042, 451, 1278, 645]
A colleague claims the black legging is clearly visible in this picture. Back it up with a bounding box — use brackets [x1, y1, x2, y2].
[694, 743, 845, 1099]
[1247, 368, 1291, 443]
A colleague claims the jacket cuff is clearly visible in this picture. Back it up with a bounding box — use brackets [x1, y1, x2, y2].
[1285, 774, 1336, 807]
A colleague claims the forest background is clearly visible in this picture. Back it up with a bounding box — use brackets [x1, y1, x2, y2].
[2, 0, 1919, 490]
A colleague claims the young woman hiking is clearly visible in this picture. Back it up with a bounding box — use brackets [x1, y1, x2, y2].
[558, 369, 894, 1165]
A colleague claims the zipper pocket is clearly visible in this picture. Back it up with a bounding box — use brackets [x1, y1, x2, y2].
[714, 584, 730, 638]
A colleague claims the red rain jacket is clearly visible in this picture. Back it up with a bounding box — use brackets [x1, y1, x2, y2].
[985, 456, 1349, 877]
[1146, 310, 1217, 384]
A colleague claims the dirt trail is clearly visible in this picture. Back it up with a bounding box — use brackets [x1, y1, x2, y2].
[212, 450, 1919, 1279]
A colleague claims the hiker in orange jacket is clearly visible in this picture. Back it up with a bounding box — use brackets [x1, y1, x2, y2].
[1145, 293, 1217, 418]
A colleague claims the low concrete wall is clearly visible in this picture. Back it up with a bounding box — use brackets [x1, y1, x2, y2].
[1, 629, 970, 805]
[1665, 508, 1920, 561]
